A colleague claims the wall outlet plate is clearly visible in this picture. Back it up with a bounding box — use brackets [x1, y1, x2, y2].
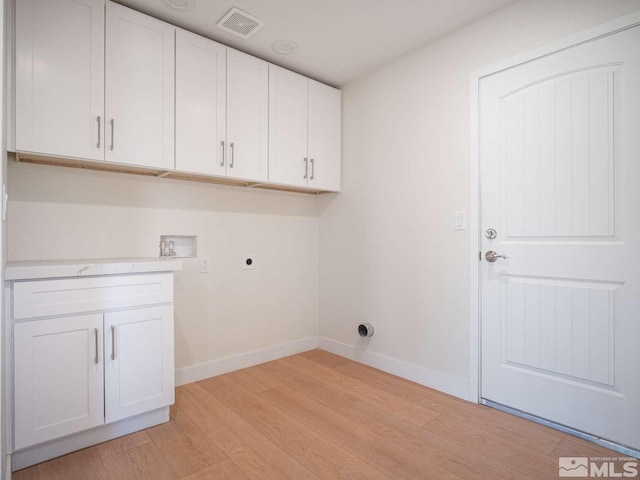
[242, 254, 255, 270]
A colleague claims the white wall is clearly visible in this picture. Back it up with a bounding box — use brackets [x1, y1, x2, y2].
[8, 0, 640, 405]
[318, 0, 640, 399]
[7, 159, 321, 381]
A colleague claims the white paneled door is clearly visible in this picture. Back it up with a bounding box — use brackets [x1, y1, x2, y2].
[480, 26, 640, 450]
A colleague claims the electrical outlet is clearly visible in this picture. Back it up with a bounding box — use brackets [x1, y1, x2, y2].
[200, 256, 210, 273]
[242, 254, 255, 270]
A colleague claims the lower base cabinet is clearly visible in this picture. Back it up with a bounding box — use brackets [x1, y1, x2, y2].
[14, 305, 174, 450]
[10, 270, 177, 462]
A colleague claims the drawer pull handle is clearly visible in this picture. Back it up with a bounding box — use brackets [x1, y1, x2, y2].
[111, 325, 116, 360]
[110, 119, 114, 151]
[96, 116, 101, 149]
[94, 328, 99, 364]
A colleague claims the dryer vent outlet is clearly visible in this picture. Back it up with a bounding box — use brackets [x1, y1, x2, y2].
[358, 323, 374, 338]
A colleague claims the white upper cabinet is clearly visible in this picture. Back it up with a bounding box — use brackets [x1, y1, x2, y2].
[15, 0, 105, 161]
[13, 1, 340, 191]
[176, 30, 226, 176]
[268, 67, 342, 191]
[105, 2, 175, 169]
[268, 65, 309, 188]
[308, 80, 342, 191]
[226, 49, 269, 182]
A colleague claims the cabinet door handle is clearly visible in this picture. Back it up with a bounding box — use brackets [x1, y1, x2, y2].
[229, 142, 235, 168]
[310, 158, 315, 180]
[94, 328, 99, 364]
[303, 158, 308, 179]
[109, 119, 114, 151]
[111, 325, 116, 360]
[220, 141, 225, 167]
[109, 118, 115, 150]
[96, 116, 101, 149]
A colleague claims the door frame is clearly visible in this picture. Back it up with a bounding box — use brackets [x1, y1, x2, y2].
[468, 10, 640, 404]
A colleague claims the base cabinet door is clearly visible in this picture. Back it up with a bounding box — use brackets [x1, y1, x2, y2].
[14, 314, 105, 450]
[104, 305, 174, 423]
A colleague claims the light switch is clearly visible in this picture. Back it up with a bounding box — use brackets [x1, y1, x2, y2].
[454, 211, 466, 231]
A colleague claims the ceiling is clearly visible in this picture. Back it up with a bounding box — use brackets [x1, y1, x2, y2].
[115, 0, 519, 86]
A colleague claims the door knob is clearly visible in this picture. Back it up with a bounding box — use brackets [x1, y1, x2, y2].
[485, 250, 508, 263]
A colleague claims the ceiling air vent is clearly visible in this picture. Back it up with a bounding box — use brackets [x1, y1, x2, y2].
[216, 7, 265, 39]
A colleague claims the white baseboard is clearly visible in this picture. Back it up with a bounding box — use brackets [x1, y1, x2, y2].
[173, 335, 475, 402]
[12, 407, 169, 471]
[175, 336, 319, 386]
[318, 337, 475, 402]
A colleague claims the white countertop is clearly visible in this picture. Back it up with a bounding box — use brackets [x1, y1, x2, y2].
[5, 257, 183, 281]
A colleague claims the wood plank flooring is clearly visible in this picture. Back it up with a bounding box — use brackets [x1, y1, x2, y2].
[13, 349, 621, 480]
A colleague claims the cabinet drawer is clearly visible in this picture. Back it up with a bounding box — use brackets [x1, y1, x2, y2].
[14, 273, 173, 320]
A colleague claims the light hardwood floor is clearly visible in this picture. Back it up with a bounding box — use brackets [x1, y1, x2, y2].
[13, 349, 621, 479]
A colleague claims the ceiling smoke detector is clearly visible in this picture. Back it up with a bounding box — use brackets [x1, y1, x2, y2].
[272, 40, 298, 55]
[160, 0, 195, 12]
[216, 7, 265, 39]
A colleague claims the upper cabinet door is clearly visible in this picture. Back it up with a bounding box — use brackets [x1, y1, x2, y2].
[308, 80, 342, 191]
[226, 50, 268, 182]
[268, 65, 309, 188]
[105, 2, 175, 169]
[15, 0, 105, 161]
[176, 30, 226, 176]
